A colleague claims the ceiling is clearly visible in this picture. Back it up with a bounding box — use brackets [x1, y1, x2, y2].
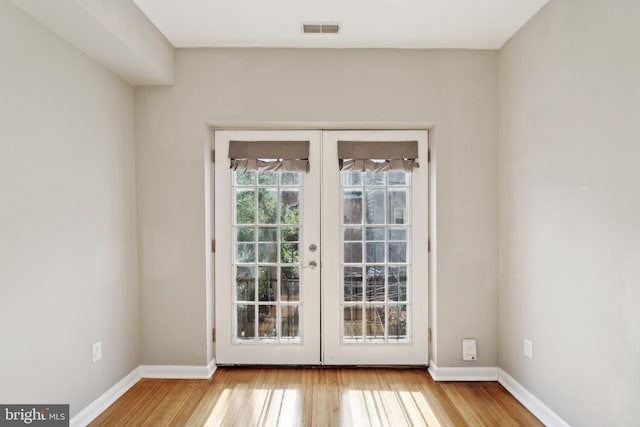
[132, 0, 549, 49]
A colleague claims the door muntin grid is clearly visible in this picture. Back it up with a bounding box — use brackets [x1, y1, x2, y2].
[233, 170, 303, 344]
[341, 170, 412, 344]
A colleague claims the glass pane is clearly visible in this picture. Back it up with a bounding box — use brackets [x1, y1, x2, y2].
[388, 227, 407, 241]
[366, 227, 385, 241]
[236, 266, 255, 301]
[257, 188, 277, 224]
[343, 227, 362, 241]
[258, 305, 277, 338]
[366, 266, 385, 301]
[281, 267, 300, 301]
[344, 242, 362, 263]
[280, 243, 299, 264]
[343, 305, 362, 338]
[281, 226, 299, 243]
[281, 305, 300, 338]
[236, 190, 255, 224]
[236, 304, 255, 339]
[387, 171, 407, 186]
[280, 189, 300, 224]
[388, 242, 407, 263]
[258, 266, 277, 301]
[343, 267, 363, 302]
[388, 305, 408, 340]
[388, 266, 407, 302]
[342, 171, 363, 186]
[235, 170, 255, 186]
[258, 227, 277, 241]
[365, 305, 385, 341]
[365, 171, 385, 186]
[366, 242, 385, 263]
[236, 227, 255, 242]
[280, 172, 301, 186]
[258, 171, 278, 185]
[388, 190, 407, 225]
[365, 190, 385, 224]
[236, 243, 255, 262]
[343, 190, 363, 224]
[258, 243, 277, 263]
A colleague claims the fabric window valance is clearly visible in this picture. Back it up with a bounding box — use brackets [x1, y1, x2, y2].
[228, 140, 310, 172]
[337, 140, 419, 172]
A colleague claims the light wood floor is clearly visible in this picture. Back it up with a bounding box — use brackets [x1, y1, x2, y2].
[90, 367, 543, 426]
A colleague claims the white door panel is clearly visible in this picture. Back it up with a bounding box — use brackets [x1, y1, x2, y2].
[321, 130, 429, 365]
[214, 130, 321, 364]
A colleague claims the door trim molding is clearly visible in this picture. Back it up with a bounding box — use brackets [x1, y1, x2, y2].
[208, 121, 434, 131]
[211, 125, 434, 366]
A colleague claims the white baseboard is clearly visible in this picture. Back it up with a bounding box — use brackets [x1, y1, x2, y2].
[70, 367, 141, 427]
[498, 369, 570, 427]
[428, 360, 499, 381]
[140, 360, 217, 379]
[71, 360, 217, 426]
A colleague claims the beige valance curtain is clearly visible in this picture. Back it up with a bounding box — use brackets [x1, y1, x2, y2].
[228, 140, 310, 172]
[337, 140, 419, 172]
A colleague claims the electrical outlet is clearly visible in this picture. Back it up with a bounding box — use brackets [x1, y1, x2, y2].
[92, 341, 102, 363]
[524, 338, 533, 359]
[462, 338, 477, 361]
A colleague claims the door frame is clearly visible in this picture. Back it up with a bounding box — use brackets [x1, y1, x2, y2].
[209, 124, 433, 366]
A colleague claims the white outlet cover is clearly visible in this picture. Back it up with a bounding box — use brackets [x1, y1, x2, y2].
[524, 338, 533, 359]
[92, 341, 102, 363]
[462, 338, 477, 361]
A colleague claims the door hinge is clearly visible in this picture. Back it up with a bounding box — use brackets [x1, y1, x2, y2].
[427, 149, 431, 163]
[212, 328, 216, 342]
[212, 239, 216, 253]
[428, 239, 431, 253]
[211, 150, 215, 163]
[428, 328, 432, 342]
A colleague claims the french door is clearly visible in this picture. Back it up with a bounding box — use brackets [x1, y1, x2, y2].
[214, 130, 428, 365]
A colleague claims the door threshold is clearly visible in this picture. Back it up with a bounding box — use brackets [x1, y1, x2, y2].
[215, 364, 428, 369]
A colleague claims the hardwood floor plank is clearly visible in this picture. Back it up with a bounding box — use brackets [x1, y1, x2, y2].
[90, 379, 165, 426]
[414, 380, 467, 426]
[184, 382, 226, 427]
[89, 367, 543, 427]
[389, 383, 428, 426]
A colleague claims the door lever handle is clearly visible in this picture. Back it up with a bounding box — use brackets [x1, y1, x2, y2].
[303, 260, 318, 269]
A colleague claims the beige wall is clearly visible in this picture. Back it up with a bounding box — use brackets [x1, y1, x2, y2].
[135, 48, 499, 367]
[0, 1, 139, 417]
[499, 0, 640, 425]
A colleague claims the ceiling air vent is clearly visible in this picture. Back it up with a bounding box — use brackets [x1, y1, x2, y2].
[302, 23, 341, 34]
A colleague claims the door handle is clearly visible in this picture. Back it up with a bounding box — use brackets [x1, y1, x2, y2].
[303, 260, 318, 269]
